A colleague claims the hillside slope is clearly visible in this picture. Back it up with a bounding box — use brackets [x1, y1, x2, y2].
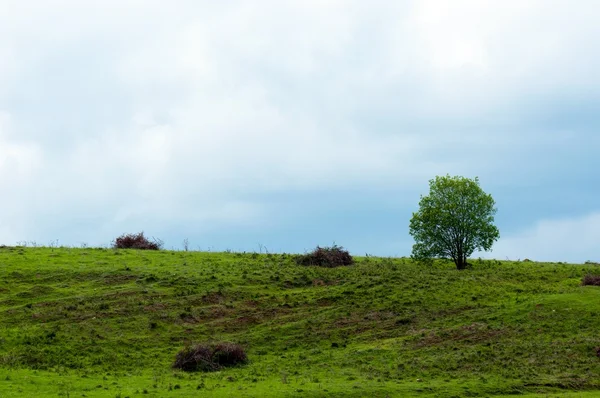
[0, 247, 599, 397]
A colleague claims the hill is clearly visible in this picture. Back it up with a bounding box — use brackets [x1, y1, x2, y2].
[0, 247, 599, 397]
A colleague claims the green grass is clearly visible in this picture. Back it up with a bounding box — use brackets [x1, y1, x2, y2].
[0, 246, 599, 397]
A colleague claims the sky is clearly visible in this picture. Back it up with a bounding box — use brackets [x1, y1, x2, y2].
[0, 0, 598, 262]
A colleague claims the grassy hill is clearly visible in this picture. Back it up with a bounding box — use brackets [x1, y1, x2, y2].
[0, 246, 599, 397]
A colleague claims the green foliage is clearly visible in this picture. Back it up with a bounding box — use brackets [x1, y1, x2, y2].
[410, 175, 500, 270]
[0, 247, 598, 396]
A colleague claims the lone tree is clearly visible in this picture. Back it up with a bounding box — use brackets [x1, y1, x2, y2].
[409, 175, 499, 270]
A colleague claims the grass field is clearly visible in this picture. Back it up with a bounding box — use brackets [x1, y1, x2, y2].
[0, 246, 599, 397]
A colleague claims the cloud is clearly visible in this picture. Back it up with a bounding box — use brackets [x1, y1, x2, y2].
[0, 111, 44, 240]
[0, 1, 598, 251]
[0, 111, 42, 184]
[484, 212, 600, 263]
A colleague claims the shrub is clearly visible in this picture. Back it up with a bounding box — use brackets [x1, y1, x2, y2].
[113, 232, 162, 250]
[295, 245, 354, 268]
[582, 274, 600, 286]
[173, 342, 247, 372]
[212, 342, 248, 367]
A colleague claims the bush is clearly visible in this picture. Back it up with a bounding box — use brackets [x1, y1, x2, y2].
[582, 274, 600, 286]
[113, 232, 162, 250]
[173, 342, 247, 372]
[295, 245, 354, 268]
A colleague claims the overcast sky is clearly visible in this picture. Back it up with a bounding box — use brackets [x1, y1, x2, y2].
[0, 0, 598, 262]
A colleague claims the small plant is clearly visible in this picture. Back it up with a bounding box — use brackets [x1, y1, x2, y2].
[172, 342, 247, 372]
[295, 245, 354, 268]
[113, 232, 162, 250]
[582, 274, 600, 286]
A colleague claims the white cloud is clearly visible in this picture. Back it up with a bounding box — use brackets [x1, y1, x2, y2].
[0, 111, 42, 183]
[484, 212, 600, 263]
[0, 1, 598, 247]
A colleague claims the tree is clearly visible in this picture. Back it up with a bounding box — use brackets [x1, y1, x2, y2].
[409, 175, 499, 270]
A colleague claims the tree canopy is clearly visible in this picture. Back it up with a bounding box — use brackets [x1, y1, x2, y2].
[409, 175, 500, 270]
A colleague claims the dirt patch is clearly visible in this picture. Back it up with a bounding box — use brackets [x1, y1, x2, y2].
[331, 311, 400, 334]
[316, 298, 334, 307]
[363, 311, 396, 321]
[313, 279, 340, 287]
[144, 303, 168, 312]
[333, 314, 360, 328]
[202, 292, 225, 304]
[34, 301, 58, 308]
[209, 305, 229, 318]
[104, 290, 142, 299]
[414, 323, 504, 347]
[31, 313, 49, 321]
[232, 315, 260, 326]
[102, 274, 137, 285]
[244, 300, 260, 308]
[432, 306, 477, 317]
[180, 314, 198, 324]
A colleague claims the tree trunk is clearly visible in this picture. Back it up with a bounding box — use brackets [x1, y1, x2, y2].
[455, 254, 467, 270]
